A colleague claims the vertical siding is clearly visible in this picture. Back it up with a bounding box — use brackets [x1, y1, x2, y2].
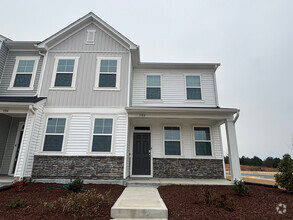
[0, 114, 12, 168]
[132, 68, 217, 107]
[0, 42, 9, 81]
[0, 51, 43, 96]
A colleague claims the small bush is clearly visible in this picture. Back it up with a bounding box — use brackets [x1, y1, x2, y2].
[275, 154, 293, 192]
[233, 180, 250, 196]
[6, 197, 25, 208]
[68, 178, 84, 193]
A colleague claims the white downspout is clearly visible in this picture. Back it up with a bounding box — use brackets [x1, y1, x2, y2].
[35, 50, 47, 97]
[233, 112, 240, 124]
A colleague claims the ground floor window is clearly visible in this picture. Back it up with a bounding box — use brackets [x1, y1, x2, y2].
[164, 126, 181, 155]
[92, 118, 113, 152]
[43, 118, 66, 151]
[194, 127, 212, 156]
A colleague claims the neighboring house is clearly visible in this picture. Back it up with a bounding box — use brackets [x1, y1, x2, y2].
[0, 13, 241, 183]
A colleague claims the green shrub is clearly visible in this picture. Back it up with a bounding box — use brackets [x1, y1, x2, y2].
[275, 154, 293, 192]
[6, 197, 25, 208]
[233, 180, 250, 196]
[68, 178, 84, 193]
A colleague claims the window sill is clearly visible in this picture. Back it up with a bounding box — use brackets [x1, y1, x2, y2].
[194, 155, 215, 159]
[38, 152, 63, 155]
[49, 87, 76, 91]
[184, 99, 205, 103]
[93, 87, 120, 91]
[144, 99, 164, 103]
[88, 151, 113, 155]
[7, 87, 34, 91]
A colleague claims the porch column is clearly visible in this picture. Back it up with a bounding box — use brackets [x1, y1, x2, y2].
[225, 118, 241, 181]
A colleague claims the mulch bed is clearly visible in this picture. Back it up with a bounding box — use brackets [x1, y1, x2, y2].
[0, 183, 125, 220]
[158, 185, 293, 219]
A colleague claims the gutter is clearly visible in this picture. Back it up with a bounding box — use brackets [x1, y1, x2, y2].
[233, 111, 240, 124]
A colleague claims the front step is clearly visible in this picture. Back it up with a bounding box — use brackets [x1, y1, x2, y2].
[111, 187, 168, 219]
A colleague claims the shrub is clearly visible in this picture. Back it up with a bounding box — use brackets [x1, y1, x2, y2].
[6, 197, 25, 208]
[68, 178, 84, 193]
[275, 154, 293, 192]
[233, 180, 250, 196]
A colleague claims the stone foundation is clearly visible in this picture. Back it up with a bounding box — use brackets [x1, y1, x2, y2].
[153, 158, 224, 179]
[32, 155, 124, 180]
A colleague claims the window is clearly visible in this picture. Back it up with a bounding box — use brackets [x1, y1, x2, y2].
[194, 127, 212, 156]
[164, 127, 181, 155]
[9, 56, 39, 90]
[43, 118, 66, 151]
[92, 118, 113, 152]
[86, 30, 96, 44]
[146, 75, 161, 99]
[186, 75, 202, 100]
[51, 57, 79, 89]
[95, 57, 121, 89]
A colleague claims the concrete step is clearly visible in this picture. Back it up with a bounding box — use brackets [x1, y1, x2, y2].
[111, 187, 168, 219]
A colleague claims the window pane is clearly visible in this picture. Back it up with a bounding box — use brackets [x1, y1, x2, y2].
[147, 75, 160, 87]
[43, 135, 63, 151]
[100, 60, 117, 72]
[92, 135, 111, 152]
[187, 88, 201, 100]
[194, 127, 210, 140]
[195, 142, 212, 155]
[57, 59, 75, 72]
[99, 74, 116, 87]
[17, 60, 35, 73]
[54, 73, 73, 87]
[165, 141, 181, 155]
[94, 119, 113, 134]
[165, 127, 180, 140]
[186, 76, 200, 87]
[46, 118, 66, 134]
[13, 74, 32, 87]
[146, 88, 161, 99]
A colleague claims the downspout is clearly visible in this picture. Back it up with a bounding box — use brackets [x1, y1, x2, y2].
[35, 49, 47, 97]
[233, 111, 240, 124]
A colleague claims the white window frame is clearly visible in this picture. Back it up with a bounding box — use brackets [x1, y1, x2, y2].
[184, 74, 204, 102]
[163, 125, 182, 157]
[89, 115, 115, 154]
[40, 115, 69, 154]
[94, 57, 121, 91]
[8, 56, 40, 90]
[145, 74, 162, 100]
[86, 29, 96, 44]
[50, 56, 79, 90]
[193, 126, 214, 158]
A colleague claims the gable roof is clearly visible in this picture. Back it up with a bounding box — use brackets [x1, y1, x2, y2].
[37, 12, 138, 51]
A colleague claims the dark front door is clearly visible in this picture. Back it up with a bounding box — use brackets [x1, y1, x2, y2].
[132, 133, 151, 175]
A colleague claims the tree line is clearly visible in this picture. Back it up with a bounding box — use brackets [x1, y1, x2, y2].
[224, 156, 281, 168]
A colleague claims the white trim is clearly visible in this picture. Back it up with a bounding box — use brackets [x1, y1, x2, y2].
[94, 57, 121, 90]
[37, 52, 47, 96]
[163, 125, 183, 157]
[86, 29, 96, 44]
[193, 126, 215, 158]
[145, 74, 162, 100]
[50, 56, 79, 90]
[8, 56, 40, 90]
[43, 107, 127, 114]
[127, 51, 131, 107]
[88, 115, 116, 155]
[184, 74, 204, 102]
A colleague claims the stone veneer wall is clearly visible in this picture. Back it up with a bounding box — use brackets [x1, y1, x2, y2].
[32, 156, 124, 179]
[153, 158, 224, 179]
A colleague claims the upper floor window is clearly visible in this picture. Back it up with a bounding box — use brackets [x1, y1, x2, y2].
[43, 118, 66, 152]
[164, 126, 181, 156]
[146, 75, 161, 99]
[91, 118, 113, 152]
[194, 127, 212, 156]
[186, 75, 202, 100]
[9, 56, 40, 90]
[95, 57, 121, 90]
[86, 30, 96, 44]
[51, 57, 79, 89]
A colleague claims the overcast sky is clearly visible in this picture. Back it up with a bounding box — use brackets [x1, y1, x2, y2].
[1, 0, 292, 159]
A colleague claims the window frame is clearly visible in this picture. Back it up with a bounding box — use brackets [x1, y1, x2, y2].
[145, 74, 162, 100]
[184, 74, 204, 101]
[89, 115, 115, 154]
[50, 56, 79, 90]
[94, 57, 122, 91]
[163, 125, 182, 157]
[41, 115, 69, 154]
[86, 29, 96, 45]
[193, 126, 214, 158]
[8, 56, 40, 90]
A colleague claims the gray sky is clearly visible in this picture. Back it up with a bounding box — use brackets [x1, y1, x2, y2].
[1, 0, 293, 159]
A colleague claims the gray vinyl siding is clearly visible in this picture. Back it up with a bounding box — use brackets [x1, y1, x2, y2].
[50, 23, 128, 52]
[0, 117, 25, 174]
[40, 52, 129, 107]
[0, 114, 12, 168]
[0, 42, 9, 81]
[0, 51, 43, 96]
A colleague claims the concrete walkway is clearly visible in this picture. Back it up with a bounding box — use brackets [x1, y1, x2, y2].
[111, 187, 168, 219]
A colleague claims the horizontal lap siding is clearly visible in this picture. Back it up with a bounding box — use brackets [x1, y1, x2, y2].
[132, 68, 217, 107]
[0, 42, 9, 80]
[114, 114, 127, 156]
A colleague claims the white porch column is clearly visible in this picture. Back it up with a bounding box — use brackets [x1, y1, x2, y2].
[225, 118, 241, 181]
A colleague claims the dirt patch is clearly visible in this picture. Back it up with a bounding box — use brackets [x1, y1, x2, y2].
[158, 185, 293, 219]
[0, 183, 125, 219]
[225, 164, 278, 172]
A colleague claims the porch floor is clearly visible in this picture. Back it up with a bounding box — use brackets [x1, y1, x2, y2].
[126, 178, 232, 187]
[0, 176, 15, 187]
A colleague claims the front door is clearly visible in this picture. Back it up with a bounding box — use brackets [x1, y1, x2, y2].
[132, 133, 151, 175]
